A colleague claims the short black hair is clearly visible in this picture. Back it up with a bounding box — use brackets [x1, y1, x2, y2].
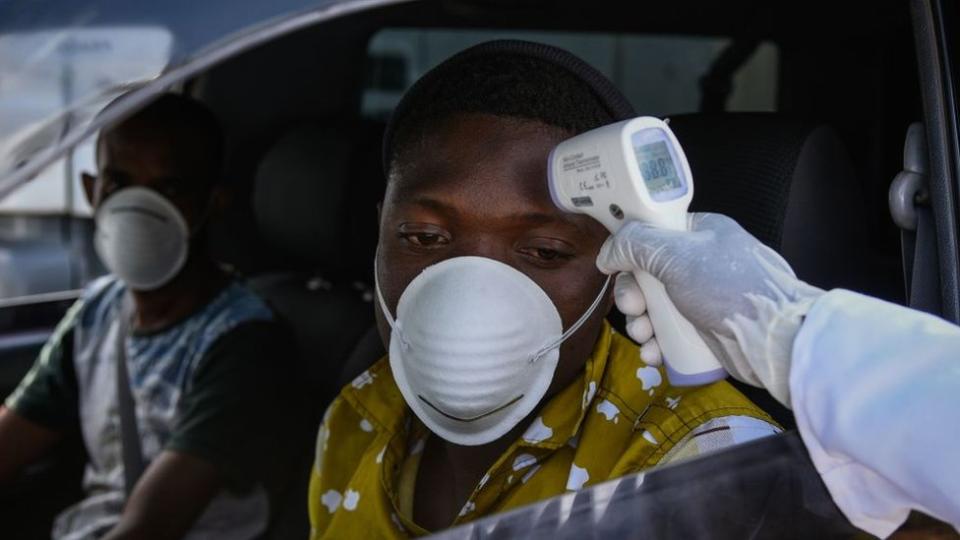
[383, 40, 635, 178]
[97, 92, 224, 183]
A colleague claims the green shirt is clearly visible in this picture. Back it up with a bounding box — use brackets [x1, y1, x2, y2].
[6, 276, 307, 539]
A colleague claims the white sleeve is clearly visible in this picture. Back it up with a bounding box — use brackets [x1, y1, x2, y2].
[660, 415, 782, 465]
[790, 289, 960, 538]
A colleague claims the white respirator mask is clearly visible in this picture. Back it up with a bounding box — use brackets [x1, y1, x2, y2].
[94, 186, 190, 291]
[376, 255, 610, 446]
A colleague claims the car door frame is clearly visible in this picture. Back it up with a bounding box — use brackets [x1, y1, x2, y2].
[911, 0, 960, 322]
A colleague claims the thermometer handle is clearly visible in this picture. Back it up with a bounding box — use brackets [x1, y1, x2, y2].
[633, 270, 726, 386]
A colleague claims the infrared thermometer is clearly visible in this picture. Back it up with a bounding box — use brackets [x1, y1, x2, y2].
[548, 116, 726, 386]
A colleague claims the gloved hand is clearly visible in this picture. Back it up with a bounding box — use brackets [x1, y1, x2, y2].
[597, 212, 825, 407]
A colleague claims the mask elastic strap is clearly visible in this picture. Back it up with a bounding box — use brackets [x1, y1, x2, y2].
[530, 275, 612, 363]
[373, 254, 410, 349]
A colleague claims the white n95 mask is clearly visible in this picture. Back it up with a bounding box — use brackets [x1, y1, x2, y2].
[94, 186, 189, 291]
[376, 256, 610, 446]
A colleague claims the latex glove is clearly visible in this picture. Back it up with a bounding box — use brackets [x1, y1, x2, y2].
[597, 212, 825, 407]
[613, 272, 662, 366]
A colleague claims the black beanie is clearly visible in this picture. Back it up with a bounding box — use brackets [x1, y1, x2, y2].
[382, 39, 636, 178]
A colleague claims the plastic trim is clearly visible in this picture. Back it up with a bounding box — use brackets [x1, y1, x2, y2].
[910, 0, 960, 322]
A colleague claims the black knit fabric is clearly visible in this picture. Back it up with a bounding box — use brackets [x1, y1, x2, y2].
[670, 113, 811, 251]
[382, 39, 636, 177]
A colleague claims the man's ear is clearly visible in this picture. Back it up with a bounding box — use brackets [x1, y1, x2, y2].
[81, 172, 97, 208]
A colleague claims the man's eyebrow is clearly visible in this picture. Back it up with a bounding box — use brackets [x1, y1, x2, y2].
[512, 211, 567, 225]
[517, 211, 595, 235]
[402, 195, 457, 214]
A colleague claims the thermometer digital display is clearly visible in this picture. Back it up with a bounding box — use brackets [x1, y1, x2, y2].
[633, 138, 684, 199]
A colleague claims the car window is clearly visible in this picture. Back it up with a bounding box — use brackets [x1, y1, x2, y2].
[0, 26, 174, 191]
[0, 0, 379, 199]
[0, 24, 171, 301]
[0, 140, 103, 301]
[0, 142, 95, 217]
[428, 431, 859, 539]
[362, 28, 779, 121]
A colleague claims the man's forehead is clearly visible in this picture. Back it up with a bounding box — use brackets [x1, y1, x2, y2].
[98, 123, 198, 170]
[391, 114, 565, 195]
[101, 130, 170, 156]
[384, 115, 607, 232]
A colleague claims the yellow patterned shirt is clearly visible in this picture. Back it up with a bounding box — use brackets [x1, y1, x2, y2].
[308, 322, 778, 538]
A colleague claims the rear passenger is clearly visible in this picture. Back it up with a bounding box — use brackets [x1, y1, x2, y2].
[0, 94, 305, 540]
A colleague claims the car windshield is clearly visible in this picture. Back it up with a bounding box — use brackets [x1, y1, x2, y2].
[0, 0, 406, 200]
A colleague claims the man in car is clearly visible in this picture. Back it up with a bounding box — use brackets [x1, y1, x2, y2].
[308, 40, 781, 538]
[0, 94, 303, 540]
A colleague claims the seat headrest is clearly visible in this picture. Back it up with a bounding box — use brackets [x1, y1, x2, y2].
[669, 113, 869, 290]
[253, 125, 353, 272]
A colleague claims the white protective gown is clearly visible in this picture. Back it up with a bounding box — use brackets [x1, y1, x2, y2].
[791, 289, 960, 537]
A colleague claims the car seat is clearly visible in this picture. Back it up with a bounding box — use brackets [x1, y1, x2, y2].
[215, 123, 384, 540]
[248, 124, 380, 410]
[670, 113, 874, 293]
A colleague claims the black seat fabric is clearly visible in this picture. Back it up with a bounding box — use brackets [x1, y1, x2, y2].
[249, 125, 376, 408]
[337, 325, 385, 389]
[234, 120, 386, 540]
[199, 123, 380, 540]
[670, 113, 871, 291]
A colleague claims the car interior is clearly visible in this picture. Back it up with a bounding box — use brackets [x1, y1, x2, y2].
[2, 0, 939, 537]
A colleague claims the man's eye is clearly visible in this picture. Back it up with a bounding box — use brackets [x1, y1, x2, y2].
[532, 248, 563, 261]
[519, 246, 574, 264]
[401, 233, 449, 247]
